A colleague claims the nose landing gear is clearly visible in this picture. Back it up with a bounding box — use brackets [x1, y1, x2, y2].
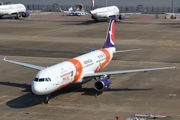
[43, 94, 50, 104]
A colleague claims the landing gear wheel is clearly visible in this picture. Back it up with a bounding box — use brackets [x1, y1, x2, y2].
[15, 17, 19, 19]
[15, 13, 19, 19]
[43, 94, 50, 104]
[94, 18, 98, 22]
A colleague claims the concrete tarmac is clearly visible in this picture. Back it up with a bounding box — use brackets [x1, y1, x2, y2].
[0, 13, 180, 120]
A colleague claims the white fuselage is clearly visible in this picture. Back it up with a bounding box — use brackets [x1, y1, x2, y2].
[90, 6, 119, 18]
[32, 47, 116, 95]
[0, 3, 26, 16]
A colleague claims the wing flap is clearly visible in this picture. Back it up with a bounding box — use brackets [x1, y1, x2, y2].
[83, 67, 175, 77]
[3, 57, 45, 71]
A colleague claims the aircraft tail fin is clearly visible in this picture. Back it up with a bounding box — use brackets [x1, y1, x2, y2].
[102, 16, 115, 48]
[91, 0, 96, 10]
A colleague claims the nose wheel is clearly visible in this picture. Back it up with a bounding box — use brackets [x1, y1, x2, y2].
[44, 94, 50, 104]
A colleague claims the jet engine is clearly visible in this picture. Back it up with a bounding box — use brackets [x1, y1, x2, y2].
[119, 14, 125, 20]
[94, 78, 111, 91]
[22, 12, 30, 18]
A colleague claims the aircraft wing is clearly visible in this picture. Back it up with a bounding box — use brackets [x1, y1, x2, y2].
[84, 48, 141, 52]
[120, 12, 142, 15]
[115, 48, 142, 53]
[83, 67, 175, 78]
[62, 11, 72, 14]
[84, 46, 97, 51]
[3, 57, 45, 71]
[135, 114, 171, 118]
[152, 115, 171, 118]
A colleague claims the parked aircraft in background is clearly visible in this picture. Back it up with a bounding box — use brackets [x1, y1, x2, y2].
[4, 16, 175, 104]
[61, 4, 89, 16]
[0, 3, 30, 19]
[90, 0, 125, 21]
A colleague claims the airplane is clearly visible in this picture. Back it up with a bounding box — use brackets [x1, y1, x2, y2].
[90, 0, 125, 21]
[3, 16, 175, 104]
[61, 7, 73, 15]
[0, 3, 30, 19]
[61, 4, 89, 16]
[135, 114, 171, 119]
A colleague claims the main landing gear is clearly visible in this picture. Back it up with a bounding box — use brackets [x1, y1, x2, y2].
[43, 94, 50, 104]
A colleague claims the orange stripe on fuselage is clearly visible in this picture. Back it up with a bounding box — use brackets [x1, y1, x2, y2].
[55, 83, 70, 91]
[94, 49, 111, 72]
[68, 58, 82, 82]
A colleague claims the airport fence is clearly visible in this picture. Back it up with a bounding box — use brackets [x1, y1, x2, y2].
[25, 4, 180, 14]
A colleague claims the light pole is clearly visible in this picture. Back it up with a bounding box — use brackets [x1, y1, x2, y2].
[172, 0, 174, 13]
[105, 0, 107, 7]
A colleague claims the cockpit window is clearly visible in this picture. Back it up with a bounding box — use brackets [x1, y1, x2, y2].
[34, 78, 38, 82]
[39, 78, 44, 82]
[45, 78, 49, 81]
[47, 77, 51, 81]
[34, 77, 51, 82]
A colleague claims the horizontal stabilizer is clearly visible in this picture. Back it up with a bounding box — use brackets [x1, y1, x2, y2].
[3, 57, 45, 71]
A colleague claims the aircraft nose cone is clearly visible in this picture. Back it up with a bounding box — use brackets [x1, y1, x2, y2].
[31, 82, 44, 95]
[90, 10, 95, 14]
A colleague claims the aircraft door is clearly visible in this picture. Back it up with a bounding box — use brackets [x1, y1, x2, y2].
[69, 66, 75, 83]
[52, 71, 59, 86]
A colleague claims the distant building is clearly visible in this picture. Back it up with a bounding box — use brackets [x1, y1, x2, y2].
[0, 0, 179, 8]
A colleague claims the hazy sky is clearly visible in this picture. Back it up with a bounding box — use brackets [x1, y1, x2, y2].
[0, 0, 180, 7]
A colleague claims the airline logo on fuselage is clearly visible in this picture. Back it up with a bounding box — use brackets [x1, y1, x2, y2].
[83, 59, 93, 64]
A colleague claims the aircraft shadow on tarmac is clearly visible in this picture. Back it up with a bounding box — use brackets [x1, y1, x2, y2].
[73, 20, 122, 25]
[0, 81, 151, 108]
[0, 16, 25, 20]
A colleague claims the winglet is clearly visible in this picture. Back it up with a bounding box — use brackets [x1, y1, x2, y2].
[3, 57, 6, 61]
[175, 65, 177, 69]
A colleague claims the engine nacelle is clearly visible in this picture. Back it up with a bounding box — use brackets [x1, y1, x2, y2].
[22, 12, 30, 18]
[94, 78, 111, 91]
[119, 14, 125, 20]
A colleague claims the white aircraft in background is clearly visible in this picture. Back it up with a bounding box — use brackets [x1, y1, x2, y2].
[0, 3, 30, 19]
[61, 4, 89, 16]
[4, 16, 175, 104]
[90, 0, 125, 21]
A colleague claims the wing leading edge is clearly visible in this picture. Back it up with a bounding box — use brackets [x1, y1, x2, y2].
[3, 57, 45, 71]
[83, 67, 176, 78]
